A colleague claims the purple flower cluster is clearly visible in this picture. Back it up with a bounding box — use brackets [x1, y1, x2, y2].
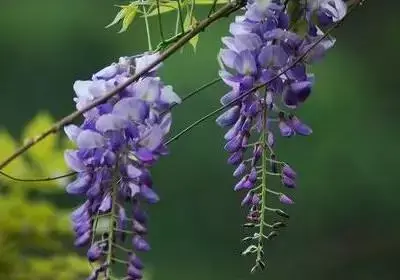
[216, 0, 346, 269]
[64, 53, 180, 279]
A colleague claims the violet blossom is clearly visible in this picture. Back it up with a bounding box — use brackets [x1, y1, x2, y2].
[65, 52, 180, 279]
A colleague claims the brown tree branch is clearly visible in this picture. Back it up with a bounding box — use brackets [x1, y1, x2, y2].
[0, 1, 243, 171]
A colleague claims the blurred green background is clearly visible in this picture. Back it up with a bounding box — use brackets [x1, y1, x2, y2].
[0, 0, 399, 279]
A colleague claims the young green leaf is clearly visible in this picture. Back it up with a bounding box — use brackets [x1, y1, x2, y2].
[119, 5, 138, 33]
[106, 5, 127, 28]
[184, 13, 199, 51]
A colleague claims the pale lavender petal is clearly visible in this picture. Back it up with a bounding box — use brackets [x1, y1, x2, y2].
[234, 50, 257, 75]
[126, 165, 143, 178]
[233, 162, 246, 177]
[139, 125, 163, 151]
[140, 185, 159, 204]
[279, 193, 294, 204]
[216, 105, 240, 127]
[99, 194, 112, 212]
[219, 49, 238, 69]
[95, 114, 127, 132]
[93, 64, 118, 80]
[161, 85, 181, 104]
[76, 130, 105, 149]
[134, 77, 161, 102]
[64, 150, 86, 172]
[66, 173, 91, 195]
[64, 124, 82, 142]
[135, 52, 161, 74]
[132, 235, 151, 252]
[113, 97, 149, 122]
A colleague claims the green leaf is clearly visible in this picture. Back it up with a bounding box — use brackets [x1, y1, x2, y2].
[146, 4, 178, 17]
[193, 0, 228, 4]
[119, 5, 138, 33]
[184, 13, 199, 51]
[105, 7, 127, 29]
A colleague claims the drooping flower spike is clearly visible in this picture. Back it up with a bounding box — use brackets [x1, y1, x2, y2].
[217, 0, 347, 272]
[65, 52, 181, 279]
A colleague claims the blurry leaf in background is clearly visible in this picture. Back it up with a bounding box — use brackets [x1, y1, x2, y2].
[0, 112, 70, 193]
[0, 112, 90, 280]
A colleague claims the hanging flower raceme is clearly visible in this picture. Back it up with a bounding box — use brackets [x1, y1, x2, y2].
[64, 53, 181, 280]
[217, 0, 346, 272]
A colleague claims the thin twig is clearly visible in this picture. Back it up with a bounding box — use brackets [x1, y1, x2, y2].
[176, 0, 185, 33]
[0, 1, 243, 171]
[142, 0, 153, 51]
[170, 77, 221, 109]
[156, 0, 165, 42]
[0, 75, 222, 183]
[0, 170, 76, 182]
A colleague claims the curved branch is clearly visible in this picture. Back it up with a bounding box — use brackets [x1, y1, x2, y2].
[0, 77, 221, 182]
[0, 1, 243, 171]
[0, 170, 76, 182]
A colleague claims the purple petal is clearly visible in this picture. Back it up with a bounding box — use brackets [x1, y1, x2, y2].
[216, 106, 240, 128]
[219, 49, 237, 69]
[251, 194, 260, 205]
[220, 90, 240, 106]
[267, 131, 274, 147]
[135, 52, 161, 74]
[290, 81, 312, 103]
[132, 235, 151, 252]
[133, 208, 148, 224]
[93, 64, 118, 80]
[258, 45, 288, 69]
[282, 174, 296, 188]
[228, 150, 243, 166]
[135, 148, 154, 163]
[224, 116, 244, 140]
[289, 116, 313, 136]
[140, 185, 160, 204]
[66, 173, 91, 195]
[95, 114, 127, 132]
[241, 191, 252, 206]
[282, 164, 297, 179]
[71, 201, 89, 221]
[74, 231, 91, 247]
[279, 194, 294, 204]
[87, 243, 102, 262]
[234, 50, 257, 75]
[160, 85, 181, 105]
[134, 77, 161, 102]
[126, 165, 143, 178]
[234, 33, 262, 52]
[248, 167, 257, 183]
[129, 254, 144, 269]
[64, 150, 86, 172]
[224, 134, 243, 153]
[279, 121, 294, 137]
[233, 162, 246, 177]
[99, 194, 112, 212]
[76, 130, 105, 149]
[113, 97, 149, 122]
[127, 266, 143, 279]
[64, 124, 82, 142]
[133, 220, 148, 234]
[234, 176, 247, 191]
[139, 125, 164, 151]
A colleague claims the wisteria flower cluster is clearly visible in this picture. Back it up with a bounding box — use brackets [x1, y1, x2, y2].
[64, 53, 181, 279]
[216, 0, 346, 271]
